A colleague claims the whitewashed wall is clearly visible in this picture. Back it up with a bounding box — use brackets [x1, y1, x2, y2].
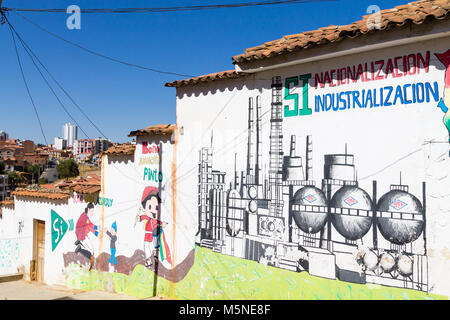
[0, 206, 20, 275]
[174, 36, 450, 297]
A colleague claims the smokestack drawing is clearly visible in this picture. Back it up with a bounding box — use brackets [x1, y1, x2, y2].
[283, 135, 304, 181]
[247, 97, 255, 177]
[269, 76, 284, 216]
[255, 95, 262, 185]
[290, 135, 297, 157]
[306, 135, 313, 181]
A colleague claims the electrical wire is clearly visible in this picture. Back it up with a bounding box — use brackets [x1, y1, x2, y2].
[8, 22, 48, 145]
[8, 23, 91, 140]
[12, 12, 195, 78]
[5, 17, 110, 142]
[6, 18, 109, 140]
[2, 1, 335, 13]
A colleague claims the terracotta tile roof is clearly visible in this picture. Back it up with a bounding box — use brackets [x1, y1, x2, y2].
[0, 200, 14, 208]
[233, 0, 450, 63]
[40, 183, 56, 189]
[12, 188, 70, 201]
[57, 175, 101, 195]
[128, 124, 176, 137]
[165, 70, 247, 88]
[103, 143, 136, 156]
[0, 200, 15, 217]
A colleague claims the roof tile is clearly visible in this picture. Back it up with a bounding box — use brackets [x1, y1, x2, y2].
[103, 143, 136, 156]
[165, 70, 249, 88]
[128, 124, 176, 137]
[232, 0, 450, 63]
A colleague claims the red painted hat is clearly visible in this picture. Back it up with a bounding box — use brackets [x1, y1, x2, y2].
[141, 186, 159, 203]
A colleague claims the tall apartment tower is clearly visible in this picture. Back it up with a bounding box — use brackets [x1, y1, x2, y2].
[63, 123, 78, 147]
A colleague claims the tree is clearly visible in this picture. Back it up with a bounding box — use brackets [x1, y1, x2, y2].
[38, 178, 48, 185]
[0, 161, 5, 174]
[57, 159, 79, 179]
[27, 164, 41, 183]
[8, 171, 24, 190]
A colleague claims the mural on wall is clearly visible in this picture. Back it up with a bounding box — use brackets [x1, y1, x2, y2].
[17, 219, 24, 234]
[51, 209, 69, 251]
[73, 193, 83, 204]
[196, 74, 431, 293]
[62, 141, 192, 284]
[106, 221, 118, 265]
[136, 186, 171, 268]
[98, 197, 114, 207]
[435, 49, 450, 146]
[74, 203, 99, 270]
[0, 240, 19, 275]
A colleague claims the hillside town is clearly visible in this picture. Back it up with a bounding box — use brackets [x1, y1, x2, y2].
[0, 124, 125, 202]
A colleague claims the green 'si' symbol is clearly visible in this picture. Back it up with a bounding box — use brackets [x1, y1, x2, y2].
[51, 210, 68, 251]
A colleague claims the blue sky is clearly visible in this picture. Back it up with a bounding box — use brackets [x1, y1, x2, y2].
[0, 0, 409, 144]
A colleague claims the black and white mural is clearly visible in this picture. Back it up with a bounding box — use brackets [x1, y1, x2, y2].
[196, 76, 428, 292]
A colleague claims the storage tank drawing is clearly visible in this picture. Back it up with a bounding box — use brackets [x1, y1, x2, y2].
[330, 186, 374, 241]
[292, 186, 327, 234]
[376, 187, 424, 245]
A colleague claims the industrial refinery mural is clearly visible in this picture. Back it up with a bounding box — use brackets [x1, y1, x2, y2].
[196, 76, 429, 292]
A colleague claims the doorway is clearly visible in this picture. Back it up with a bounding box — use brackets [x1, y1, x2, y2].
[33, 219, 45, 282]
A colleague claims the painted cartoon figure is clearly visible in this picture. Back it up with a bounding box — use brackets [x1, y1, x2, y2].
[74, 202, 100, 270]
[136, 186, 171, 267]
[435, 49, 450, 144]
[106, 221, 118, 265]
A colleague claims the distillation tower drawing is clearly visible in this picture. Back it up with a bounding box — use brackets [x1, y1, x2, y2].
[196, 76, 428, 292]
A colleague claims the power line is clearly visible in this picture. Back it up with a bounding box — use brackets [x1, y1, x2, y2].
[6, 16, 109, 140]
[8, 23, 91, 140]
[8, 22, 48, 145]
[12, 12, 196, 78]
[2, 1, 335, 13]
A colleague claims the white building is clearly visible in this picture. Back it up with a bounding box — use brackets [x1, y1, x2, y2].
[54, 137, 67, 150]
[62, 123, 78, 147]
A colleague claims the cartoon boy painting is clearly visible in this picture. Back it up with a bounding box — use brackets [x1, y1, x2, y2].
[106, 221, 118, 265]
[75, 202, 100, 271]
[136, 186, 171, 267]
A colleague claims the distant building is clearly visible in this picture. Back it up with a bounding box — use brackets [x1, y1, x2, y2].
[0, 145, 24, 161]
[94, 138, 111, 154]
[21, 140, 35, 154]
[63, 123, 78, 147]
[0, 131, 8, 142]
[23, 153, 48, 167]
[54, 137, 67, 150]
[73, 139, 94, 161]
[47, 149, 71, 161]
